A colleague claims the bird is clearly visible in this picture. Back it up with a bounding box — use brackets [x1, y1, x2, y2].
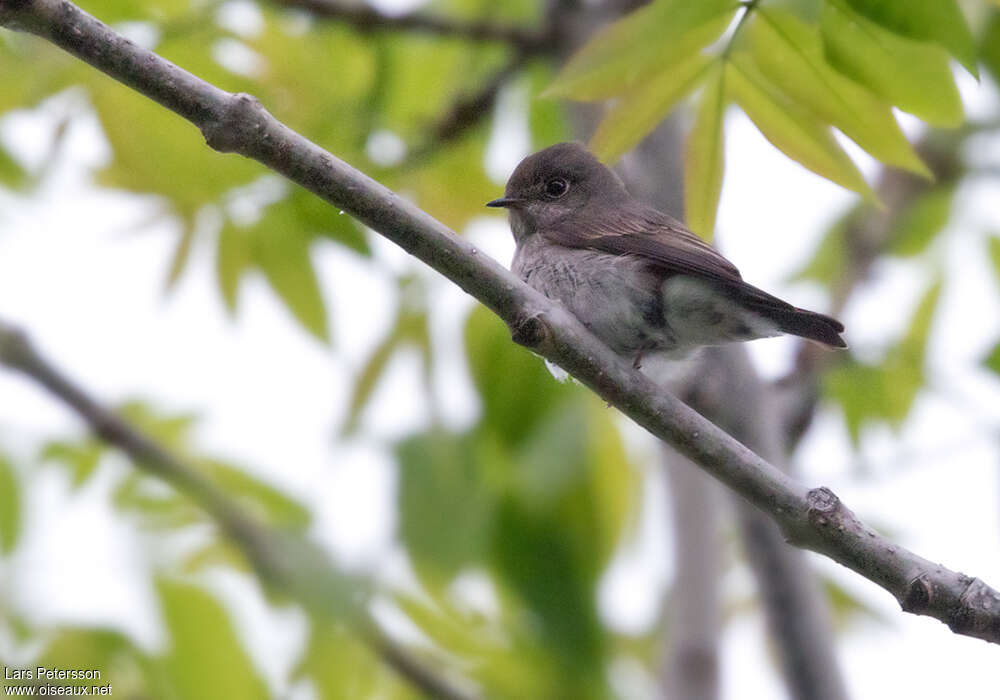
[486, 142, 845, 369]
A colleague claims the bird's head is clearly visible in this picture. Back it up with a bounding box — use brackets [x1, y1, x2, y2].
[487, 142, 628, 240]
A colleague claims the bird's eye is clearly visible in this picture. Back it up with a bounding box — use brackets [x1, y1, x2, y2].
[544, 178, 570, 199]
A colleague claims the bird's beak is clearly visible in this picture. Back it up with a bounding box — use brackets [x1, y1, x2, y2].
[486, 197, 524, 208]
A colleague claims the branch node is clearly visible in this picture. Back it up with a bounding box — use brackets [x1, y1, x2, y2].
[201, 92, 269, 154]
[902, 574, 933, 613]
[509, 312, 548, 349]
[805, 486, 842, 532]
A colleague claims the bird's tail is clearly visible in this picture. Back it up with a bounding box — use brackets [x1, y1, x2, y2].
[764, 306, 847, 348]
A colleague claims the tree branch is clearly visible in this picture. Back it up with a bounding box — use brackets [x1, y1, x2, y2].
[273, 0, 550, 52]
[687, 347, 849, 700]
[660, 449, 721, 700]
[1, 0, 999, 644]
[0, 320, 478, 700]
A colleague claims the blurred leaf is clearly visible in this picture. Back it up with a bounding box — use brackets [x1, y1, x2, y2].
[81, 0, 193, 23]
[202, 459, 311, 531]
[527, 64, 571, 151]
[821, 576, 891, 629]
[119, 401, 199, 451]
[590, 52, 710, 163]
[114, 473, 203, 530]
[888, 187, 954, 256]
[40, 439, 104, 488]
[93, 79, 262, 218]
[982, 341, 1000, 375]
[287, 187, 370, 256]
[464, 307, 574, 446]
[38, 627, 160, 695]
[158, 578, 269, 700]
[0, 144, 27, 187]
[684, 65, 726, 239]
[545, 0, 737, 100]
[825, 277, 942, 442]
[988, 234, 1000, 277]
[0, 457, 21, 554]
[790, 204, 862, 285]
[842, 0, 977, 75]
[727, 55, 873, 199]
[489, 500, 605, 686]
[751, 9, 930, 177]
[165, 223, 197, 291]
[821, 0, 963, 127]
[181, 539, 251, 575]
[397, 430, 495, 583]
[402, 133, 497, 231]
[343, 306, 430, 435]
[293, 624, 381, 700]
[248, 208, 330, 342]
[216, 222, 252, 313]
[982, 13, 1000, 83]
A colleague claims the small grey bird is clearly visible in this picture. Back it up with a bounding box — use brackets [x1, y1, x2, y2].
[487, 142, 845, 367]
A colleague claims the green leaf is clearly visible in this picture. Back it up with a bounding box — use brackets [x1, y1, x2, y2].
[684, 66, 727, 239]
[751, 9, 930, 178]
[982, 13, 1000, 83]
[165, 223, 197, 291]
[545, 0, 738, 100]
[216, 223, 252, 313]
[38, 628, 158, 696]
[464, 307, 574, 446]
[157, 578, 269, 700]
[825, 277, 942, 442]
[0, 145, 27, 188]
[789, 204, 862, 285]
[490, 500, 605, 681]
[843, 0, 977, 75]
[590, 52, 710, 162]
[982, 340, 1000, 375]
[527, 64, 572, 151]
[727, 55, 873, 199]
[201, 460, 311, 531]
[0, 457, 21, 554]
[293, 625, 380, 700]
[249, 213, 330, 343]
[341, 307, 429, 435]
[288, 187, 369, 256]
[820, 0, 963, 127]
[93, 80, 263, 218]
[889, 187, 954, 256]
[396, 430, 496, 583]
[40, 439, 105, 488]
[988, 234, 1000, 277]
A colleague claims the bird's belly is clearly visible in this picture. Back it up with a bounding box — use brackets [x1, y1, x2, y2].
[514, 246, 668, 356]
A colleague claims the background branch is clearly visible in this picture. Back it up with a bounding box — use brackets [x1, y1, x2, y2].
[272, 0, 551, 52]
[0, 320, 478, 700]
[2, 0, 999, 645]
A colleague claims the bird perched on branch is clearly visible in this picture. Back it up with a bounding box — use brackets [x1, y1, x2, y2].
[488, 142, 845, 369]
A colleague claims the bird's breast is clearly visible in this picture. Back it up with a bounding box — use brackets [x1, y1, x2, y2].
[512, 237, 667, 355]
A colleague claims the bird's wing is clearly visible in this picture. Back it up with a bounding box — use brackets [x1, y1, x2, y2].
[543, 203, 744, 286]
[542, 203, 845, 341]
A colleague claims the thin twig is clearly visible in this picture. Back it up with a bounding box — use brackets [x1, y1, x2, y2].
[273, 0, 550, 52]
[2, 0, 1000, 644]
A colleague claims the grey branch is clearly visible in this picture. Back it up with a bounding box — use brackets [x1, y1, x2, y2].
[273, 0, 550, 52]
[661, 450, 721, 700]
[688, 347, 849, 700]
[1, 0, 999, 644]
[0, 321, 477, 700]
